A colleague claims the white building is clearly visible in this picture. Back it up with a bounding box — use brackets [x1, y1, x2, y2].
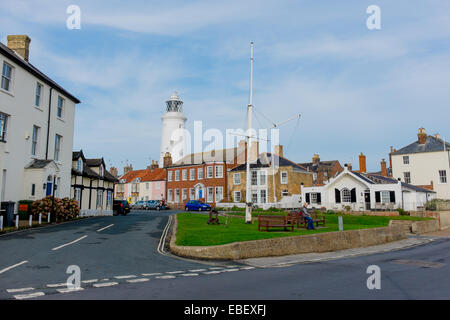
[0, 35, 80, 212]
[390, 128, 450, 200]
[160, 92, 187, 167]
[301, 165, 436, 212]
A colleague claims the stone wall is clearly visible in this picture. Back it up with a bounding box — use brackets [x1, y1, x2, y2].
[169, 215, 407, 260]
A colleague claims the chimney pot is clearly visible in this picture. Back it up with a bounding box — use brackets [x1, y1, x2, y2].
[418, 127, 427, 145]
[359, 153, 367, 173]
[274, 145, 283, 158]
[381, 159, 387, 177]
[7, 35, 31, 61]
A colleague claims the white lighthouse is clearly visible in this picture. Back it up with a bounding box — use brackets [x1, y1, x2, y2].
[160, 92, 188, 167]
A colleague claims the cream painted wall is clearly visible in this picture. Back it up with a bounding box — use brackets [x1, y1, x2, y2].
[392, 151, 450, 199]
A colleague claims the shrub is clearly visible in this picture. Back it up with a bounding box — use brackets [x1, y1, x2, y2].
[31, 196, 80, 222]
[326, 210, 335, 215]
[397, 208, 410, 216]
[344, 205, 351, 213]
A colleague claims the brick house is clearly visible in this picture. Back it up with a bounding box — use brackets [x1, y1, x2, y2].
[228, 147, 314, 208]
[298, 154, 343, 186]
[165, 142, 247, 209]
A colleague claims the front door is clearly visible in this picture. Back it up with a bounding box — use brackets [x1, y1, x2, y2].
[364, 191, 371, 210]
[46, 183, 53, 196]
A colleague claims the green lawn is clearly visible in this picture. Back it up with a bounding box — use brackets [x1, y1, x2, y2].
[175, 212, 430, 246]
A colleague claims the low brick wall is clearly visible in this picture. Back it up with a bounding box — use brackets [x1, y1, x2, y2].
[411, 220, 440, 234]
[169, 215, 407, 260]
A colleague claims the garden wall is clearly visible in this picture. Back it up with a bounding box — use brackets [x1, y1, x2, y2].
[169, 216, 408, 260]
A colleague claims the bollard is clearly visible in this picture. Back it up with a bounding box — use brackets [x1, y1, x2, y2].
[15, 215, 19, 229]
[338, 216, 344, 231]
[39, 213, 42, 225]
[29, 215, 32, 227]
[48, 212, 51, 223]
[0, 216, 3, 231]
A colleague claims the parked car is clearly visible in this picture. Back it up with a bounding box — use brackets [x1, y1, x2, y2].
[146, 200, 169, 211]
[113, 200, 130, 216]
[132, 200, 147, 210]
[185, 200, 211, 211]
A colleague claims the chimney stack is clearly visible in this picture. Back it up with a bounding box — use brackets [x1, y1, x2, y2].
[359, 153, 367, 173]
[109, 167, 118, 178]
[312, 154, 320, 165]
[250, 141, 259, 163]
[348, 163, 352, 171]
[163, 152, 173, 168]
[381, 159, 387, 177]
[274, 145, 283, 158]
[149, 160, 158, 169]
[418, 128, 427, 145]
[123, 163, 133, 175]
[7, 35, 31, 61]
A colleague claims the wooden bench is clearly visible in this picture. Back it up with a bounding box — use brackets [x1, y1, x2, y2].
[289, 210, 326, 228]
[257, 215, 295, 232]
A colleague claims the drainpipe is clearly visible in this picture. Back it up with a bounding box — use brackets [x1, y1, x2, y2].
[45, 87, 53, 160]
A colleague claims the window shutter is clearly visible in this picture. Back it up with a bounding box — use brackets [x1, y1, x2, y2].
[305, 193, 310, 203]
[375, 192, 381, 203]
[317, 193, 322, 204]
[351, 188, 356, 203]
[335, 189, 341, 203]
[390, 191, 396, 203]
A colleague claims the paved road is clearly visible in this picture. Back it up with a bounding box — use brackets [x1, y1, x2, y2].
[1, 210, 449, 300]
[0, 210, 232, 300]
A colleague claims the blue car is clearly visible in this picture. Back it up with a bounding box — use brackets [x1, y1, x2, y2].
[185, 200, 211, 211]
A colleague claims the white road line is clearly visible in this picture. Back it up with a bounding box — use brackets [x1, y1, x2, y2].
[222, 268, 239, 272]
[14, 292, 45, 300]
[156, 275, 176, 279]
[93, 282, 118, 288]
[240, 266, 255, 270]
[181, 273, 199, 277]
[82, 279, 98, 284]
[142, 273, 162, 276]
[57, 287, 84, 294]
[114, 275, 137, 279]
[46, 283, 67, 288]
[126, 278, 149, 283]
[209, 267, 224, 270]
[100, 278, 109, 281]
[166, 271, 184, 274]
[204, 271, 223, 274]
[51, 235, 87, 251]
[157, 215, 172, 256]
[0, 260, 28, 275]
[97, 224, 114, 232]
[226, 265, 240, 268]
[189, 269, 206, 272]
[6, 287, 34, 293]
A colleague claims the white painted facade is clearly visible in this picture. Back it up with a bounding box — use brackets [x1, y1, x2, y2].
[0, 40, 79, 212]
[391, 150, 450, 200]
[160, 92, 187, 166]
[301, 167, 436, 212]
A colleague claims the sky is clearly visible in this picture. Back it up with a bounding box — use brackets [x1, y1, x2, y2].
[1, 0, 449, 174]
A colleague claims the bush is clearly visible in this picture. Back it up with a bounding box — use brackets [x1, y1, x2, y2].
[31, 196, 80, 222]
[397, 208, 410, 216]
[425, 200, 437, 211]
[326, 210, 335, 215]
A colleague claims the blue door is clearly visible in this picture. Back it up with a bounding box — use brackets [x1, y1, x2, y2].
[46, 183, 52, 196]
[199, 189, 203, 199]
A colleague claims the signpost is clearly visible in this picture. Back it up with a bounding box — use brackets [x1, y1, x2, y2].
[338, 216, 344, 231]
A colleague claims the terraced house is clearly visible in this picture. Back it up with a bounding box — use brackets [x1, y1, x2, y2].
[0, 35, 80, 211]
[71, 151, 118, 216]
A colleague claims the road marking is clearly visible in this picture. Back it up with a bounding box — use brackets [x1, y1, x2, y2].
[93, 282, 118, 288]
[97, 224, 114, 232]
[142, 273, 162, 276]
[126, 278, 149, 283]
[6, 287, 34, 293]
[204, 271, 222, 274]
[51, 235, 87, 251]
[0, 260, 28, 275]
[208, 267, 224, 270]
[391, 259, 445, 269]
[189, 269, 206, 272]
[46, 283, 67, 288]
[222, 268, 239, 272]
[240, 266, 255, 270]
[82, 279, 98, 284]
[157, 215, 172, 256]
[14, 292, 45, 300]
[57, 287, 84, 294]
[166, 271, 184, 274]
[156, 275, 176, 279]
[181, 273, 199, 277]
[114, 275, 137, 279]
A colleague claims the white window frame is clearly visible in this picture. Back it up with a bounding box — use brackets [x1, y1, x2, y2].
[76, 159, 82, 172]
[281, 171, 288, 184]
[215, 165, 223, 178]
[31, 125, 39, 157]
[54, 134, 62, 162]
[260, 171, 267, 186]
[207, 187, 214, 203]
[57, 96, 65, 119]
[0, 112, 8, 142]
[251, 192, 258, 204]
[233, 173, 241, 185]
[403, 156, 410, 165]
[168, 189, 173, 202]
[175, 170, 180, 181]
[189, 188, 195, 200]
[198, 168, 203, 180]
[234, 191, 241, 203]
[215, 187, 223, 202]
[35, 82, 43, 108]
[381, 191, 391, 204]
[97, 190, 104, 208]
[260, 189, 267, 204]
[174, 189, 180, 203]
[251, 171, 258, 186]
[182, 188, 187, 200]
[182, 169, 187, 181]
[207, 166, 213, 179]
[341, 188, 351, 203]
[1, 62, 13, 93]
[404, 172, 411, 184]
[310, 192, 318, 204]
[190, 168, 195, 181]
[168, 171, 173, 182]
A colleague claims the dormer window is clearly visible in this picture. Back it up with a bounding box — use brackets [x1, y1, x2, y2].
[99, 165, 104, 177]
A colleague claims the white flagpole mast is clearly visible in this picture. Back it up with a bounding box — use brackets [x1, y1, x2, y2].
[245, 42, 254, 224]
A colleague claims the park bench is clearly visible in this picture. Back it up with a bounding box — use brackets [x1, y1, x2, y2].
[289, 210, 326, 228]
[257, 215, 295, 232]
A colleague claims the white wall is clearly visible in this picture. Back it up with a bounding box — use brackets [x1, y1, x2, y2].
[0, 52, 77, 211]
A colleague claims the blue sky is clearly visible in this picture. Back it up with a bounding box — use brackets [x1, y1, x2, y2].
[1, 0, 449, 173]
